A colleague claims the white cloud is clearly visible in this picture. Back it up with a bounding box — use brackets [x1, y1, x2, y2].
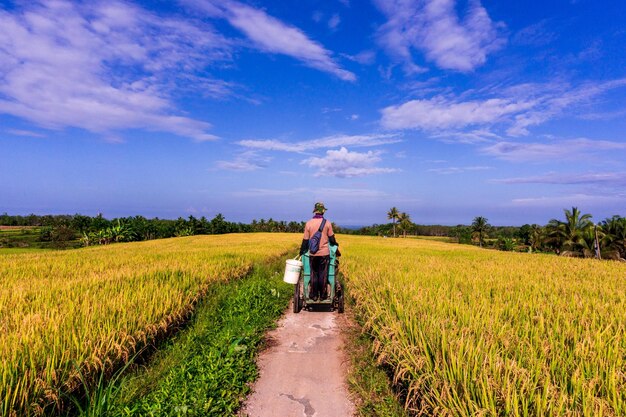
[328, 13, 341, 30]
[186, 0, 355, 81]
[380, 79, 626, 135]
[215, 151, 271, 171]
[341, 50, 377, 65]
[510, 193, 624, 208]
[238, 133, 402, 152]
[312, 11, 323, 23]
[374, 0, 506, 73]
[0, 0, 227, 141]
[232, 187, 387, 199]
[5, 129, 46, 138]
[301, 147, 398, 177]
[481, 138, 626, 162]
[492, 172, 626, 186]
[580, 108, 626, 121]
[512, 20, 557, 47]
[215, 160, 261, 171]
[432, 129, 502, 144]
[505, 79, 626, 136]
[428, 166, 491, 175]
[381, 97, 534, 130]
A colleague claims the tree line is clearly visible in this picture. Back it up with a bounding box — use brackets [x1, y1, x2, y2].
[3, 207, 625, 261]
[466, 209, 626, 260]
[349, 206, 625, 261]
[0, 213, 308, 248]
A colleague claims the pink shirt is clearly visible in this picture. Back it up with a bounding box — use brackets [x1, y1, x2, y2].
[303, 217, 334, 256]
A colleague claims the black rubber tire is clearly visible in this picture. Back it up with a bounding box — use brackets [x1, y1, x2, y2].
[293, 280, 301, 313]
[336, 281, 344, 313]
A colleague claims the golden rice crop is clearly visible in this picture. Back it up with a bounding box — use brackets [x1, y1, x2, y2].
[340, 235, 626, 417]
[0, 233, 296, 416]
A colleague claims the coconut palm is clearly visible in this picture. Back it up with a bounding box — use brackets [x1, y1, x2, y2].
[387, 207, 400, 237]
[471, 216, 490, 248]
[580, 226, 602, 258]
[600, 215, 626, 259]
[398, 212, 411, 238]
[545, 207, 593, 257]
[528, 224, 543, 252]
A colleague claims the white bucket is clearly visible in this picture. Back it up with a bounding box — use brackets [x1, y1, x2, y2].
[283, 258, 303, 284]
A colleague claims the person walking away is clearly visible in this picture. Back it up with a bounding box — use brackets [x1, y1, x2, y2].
[299, 202, 339, 301]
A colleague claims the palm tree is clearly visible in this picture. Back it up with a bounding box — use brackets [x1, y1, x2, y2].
[546, 207, 593, 257]
[471, 216, 490, 248]
[387, 207, 400, 237]
[529, 224, 543, 252]
[398, 212, 411, 238]
[601, 215, 626, 259]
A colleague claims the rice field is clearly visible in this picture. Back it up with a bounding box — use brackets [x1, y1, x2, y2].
[340, 235, 626, 417]
[4, 232, 625, 416]
[0, 234, 296, 417]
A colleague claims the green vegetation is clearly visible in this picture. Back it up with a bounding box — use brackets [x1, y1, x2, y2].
[387, 207, 400, 238]
[70, 260, 291, 417]
[0, 226, 76, 249]
[0, 213, 309, 250]
[471, 216, 490, 248]
[354, 207, 626, 261]
[397, 212, 411, 238]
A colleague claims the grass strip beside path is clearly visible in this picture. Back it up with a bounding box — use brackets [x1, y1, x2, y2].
[73, 260, 292, 417]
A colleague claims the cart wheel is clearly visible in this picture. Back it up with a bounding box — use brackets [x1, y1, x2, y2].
[337, 282, 344, 314]
[293, 280, 301, 313]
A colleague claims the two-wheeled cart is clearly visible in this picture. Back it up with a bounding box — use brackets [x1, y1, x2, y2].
[293, 244, 344, 313]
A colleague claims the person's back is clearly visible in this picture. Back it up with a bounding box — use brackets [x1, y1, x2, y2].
[300, 202, 338, 300]
[303, 216, 333, 256]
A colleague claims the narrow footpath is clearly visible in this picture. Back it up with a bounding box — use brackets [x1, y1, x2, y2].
[241, 306, 356, 417]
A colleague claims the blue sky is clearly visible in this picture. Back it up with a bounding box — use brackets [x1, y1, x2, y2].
[1, 0, 626, 226]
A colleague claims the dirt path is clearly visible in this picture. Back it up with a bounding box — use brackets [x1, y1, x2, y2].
[241, 305, 356, 417]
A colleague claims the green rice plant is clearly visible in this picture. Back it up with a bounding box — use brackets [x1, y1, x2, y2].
[340, 235, 626, 416]
[0, 233, 297, 416]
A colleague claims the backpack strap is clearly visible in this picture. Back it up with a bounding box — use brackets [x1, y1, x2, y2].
[318, 218, 327, 233]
